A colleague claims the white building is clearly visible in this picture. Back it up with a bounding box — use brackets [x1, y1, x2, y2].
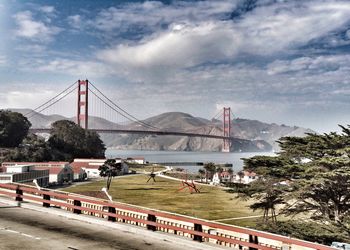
[71, 165, 87, 181]
[1, 162, 75, 185]
[71, 159, 106, 178]
[71, 158, 129, 179]
[235, 171, 258, 184]
[211, 173, 221, 185]
[0, 164, 49, 187]
[6, 164, 35, 173]
[125, 157, 145, 164]
[35, 165, 73, 184]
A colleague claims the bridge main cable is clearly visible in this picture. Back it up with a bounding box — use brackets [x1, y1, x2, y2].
[88, 81, 159, 130]
[25, 81, 78, 117]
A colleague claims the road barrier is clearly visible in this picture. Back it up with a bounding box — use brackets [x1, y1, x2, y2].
[0, 183, 335, 250]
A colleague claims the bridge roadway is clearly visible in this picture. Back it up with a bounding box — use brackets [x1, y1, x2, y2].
[30, 128, 235, 140]
[0, 197, 226, 250]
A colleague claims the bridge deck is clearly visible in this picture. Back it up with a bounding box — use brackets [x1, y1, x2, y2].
[30, 128, 236, 140]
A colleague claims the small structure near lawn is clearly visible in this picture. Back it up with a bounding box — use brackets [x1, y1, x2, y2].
[71, 158, 129, 179]
[1, 162, 73, 185]
[0, 164, 49, 187]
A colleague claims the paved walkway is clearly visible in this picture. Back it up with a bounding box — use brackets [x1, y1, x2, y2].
[0, 196, 229, 250]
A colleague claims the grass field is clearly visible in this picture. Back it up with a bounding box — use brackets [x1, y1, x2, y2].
[63, 174, 261, 227]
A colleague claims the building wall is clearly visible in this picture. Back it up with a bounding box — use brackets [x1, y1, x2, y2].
[6, 165, 35, 173]
[83, 168, 100, 178]
[0, 170, 49, 187]
[0, 175, 13, 183]
[48, 167, 73, 184]
[73, 170, 86, 181]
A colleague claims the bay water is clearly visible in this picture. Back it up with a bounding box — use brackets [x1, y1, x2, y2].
[106, 149, 275, 173]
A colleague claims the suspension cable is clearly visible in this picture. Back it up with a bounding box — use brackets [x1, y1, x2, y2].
[89, 88, 158, 130]
[27, 86, 78, 119]
[88, 81, 159, 130]
[212, 110, 223, 121]
[25, 81, 77, 116]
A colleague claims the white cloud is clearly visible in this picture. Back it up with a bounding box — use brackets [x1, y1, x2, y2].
[15, 44, 47, 53]
[0, 55, 6, 65]
[67, 15, 81, 29]
[39, 6, 55, 14]
[237, 2, 350, 55]
[346, 30, 350, 39]
[91, 1, 237, 32]
[13, 10, 61, 42]
[94, 1, 350, 78]
[267, 55, 350, 75]
[34, 58, 113, 77]
[97, 22, 240, 70]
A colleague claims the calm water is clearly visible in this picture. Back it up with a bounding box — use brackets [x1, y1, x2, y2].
[106, 149, 275, 173]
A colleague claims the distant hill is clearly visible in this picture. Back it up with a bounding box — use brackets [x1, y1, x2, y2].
[232, 118, 315, 150]
[10, 109, 314, 152]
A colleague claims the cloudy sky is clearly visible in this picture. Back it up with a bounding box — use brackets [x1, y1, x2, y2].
[1, 0, 350, 133]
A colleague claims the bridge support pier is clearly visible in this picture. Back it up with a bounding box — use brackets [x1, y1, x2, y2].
[222, 107, 231, 152]
[77, 79, 89, 130]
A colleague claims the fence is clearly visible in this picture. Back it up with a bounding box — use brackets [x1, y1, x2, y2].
[0, 183, 335, 250]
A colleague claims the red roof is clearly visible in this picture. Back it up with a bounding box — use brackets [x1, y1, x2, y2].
[243, 171, 257, 177]
[70, 162, 89, 168]
[71, 165, 85, 174]
[1, 162, 69, 168]
[70, 161, 102, 170]
[220, 171, 232, 177]
[35, 166, 69, 175]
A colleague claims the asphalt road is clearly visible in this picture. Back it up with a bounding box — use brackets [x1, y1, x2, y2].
[0, 202, 225, 250]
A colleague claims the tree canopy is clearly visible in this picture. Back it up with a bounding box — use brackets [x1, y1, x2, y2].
[99, 159, 122, 190]
[5, 133, 52, 162]
[236, 125, 350, 243]
[48, 120, 105, 161]
[0, 114, 106, 163]
[0, 110, 31, 147]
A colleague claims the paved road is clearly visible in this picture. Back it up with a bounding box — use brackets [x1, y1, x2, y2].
[0, 201, 226, 250]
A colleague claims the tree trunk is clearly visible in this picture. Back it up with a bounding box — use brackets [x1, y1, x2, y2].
[334, 203, 340, 222]
[107, 176, 112, 190]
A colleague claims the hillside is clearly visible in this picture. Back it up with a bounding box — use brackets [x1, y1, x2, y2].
[10, 109, 313, 152]
[232, 118, 315, 149]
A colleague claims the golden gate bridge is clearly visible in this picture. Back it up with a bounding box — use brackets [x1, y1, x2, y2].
[26, 80, 234, 152]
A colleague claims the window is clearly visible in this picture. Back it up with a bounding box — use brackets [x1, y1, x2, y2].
[0, 176, 11, 180]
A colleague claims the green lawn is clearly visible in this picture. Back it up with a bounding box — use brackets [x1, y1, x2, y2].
[63, 174, 261, 227]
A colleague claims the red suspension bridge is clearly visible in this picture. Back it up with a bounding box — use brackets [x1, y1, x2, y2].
[27, 80, 234, 152]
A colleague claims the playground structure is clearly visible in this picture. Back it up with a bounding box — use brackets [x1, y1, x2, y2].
[177, 172, 200, 194]
[146, 167, 157, 183]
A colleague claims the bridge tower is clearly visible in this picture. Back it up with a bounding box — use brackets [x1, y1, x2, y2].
[222, 107, 231, 152]
[77, 79, 89, 130]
